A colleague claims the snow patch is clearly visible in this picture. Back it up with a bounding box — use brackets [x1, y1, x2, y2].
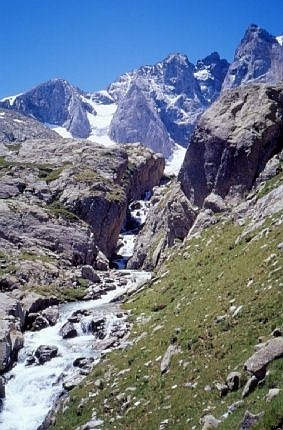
[87, 102, 118, 148]
[194, 69, 211, 81]
[276, 35, 283, 46]
[1, 94, 22, 106]
[45, 124, 73, 138]
[164, 143, 186, 176]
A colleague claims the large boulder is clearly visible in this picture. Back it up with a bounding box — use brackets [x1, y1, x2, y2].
[244, 337, 283, 379]
[179, 83, 283, 207]
[59, 322, 77, 339]
[34, 345, 58, 364]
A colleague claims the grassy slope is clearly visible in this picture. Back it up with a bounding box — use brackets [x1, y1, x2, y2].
[52, 200, 283, 430]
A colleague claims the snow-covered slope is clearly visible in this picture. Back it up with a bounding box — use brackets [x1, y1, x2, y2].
[277, 35, 283, 46]
[81, 92, 118, 147]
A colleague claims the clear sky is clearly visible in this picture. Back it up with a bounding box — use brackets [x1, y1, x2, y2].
[0, 0, 282, 98]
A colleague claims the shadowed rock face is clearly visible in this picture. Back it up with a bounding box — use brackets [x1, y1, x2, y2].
[194, 52, 230, 103]
[179, 83, 283, 207]
[222, 24, 283, 90]
[0, 79, 92, 138]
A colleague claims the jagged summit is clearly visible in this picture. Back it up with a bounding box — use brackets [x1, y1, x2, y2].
[222, 23, 283, 90]
[0, 23, 282, 160]
[194, 52, 230, 103]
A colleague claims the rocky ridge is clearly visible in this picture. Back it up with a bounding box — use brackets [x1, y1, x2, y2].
[222, 24, 283, 90]
[129, 82, 283, 270]
[1, 24, 282, 161]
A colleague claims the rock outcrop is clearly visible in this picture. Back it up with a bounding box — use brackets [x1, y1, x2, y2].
[0, 108, 57, 155]
[0, 132, 164, 301]
[128, 181, 197, 270]
[179, 83, 283, 207]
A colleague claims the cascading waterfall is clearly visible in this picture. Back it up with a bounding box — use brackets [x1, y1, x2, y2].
[0, 195, 152, 430]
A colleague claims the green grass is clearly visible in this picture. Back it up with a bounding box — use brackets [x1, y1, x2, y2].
[52, 211, 283, 430]
[19, 251, 56, 264]
[24, 284, 87, 302]
[256, 164, 283, 200]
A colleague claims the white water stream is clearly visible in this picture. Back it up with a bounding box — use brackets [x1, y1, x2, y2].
[0, 197, 151, 430]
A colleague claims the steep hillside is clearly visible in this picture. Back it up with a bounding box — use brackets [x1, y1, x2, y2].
[51, 168, 283, 430]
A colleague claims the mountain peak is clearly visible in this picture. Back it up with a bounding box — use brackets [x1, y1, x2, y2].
[222, 24, 282, 90]
[163, 52, 190, 67]
[242, 24, 277, 44]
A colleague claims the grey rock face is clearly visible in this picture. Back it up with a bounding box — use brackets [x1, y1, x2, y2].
[109, 53, 209, 152]
[179, 83, 283, 207]
[0, 108, 57, 152]
[195, 52, 230, 103]
[222, 24, 283, 90]
[0, 293, 24, 373]
[128, 181, 197, 270]
[0, 79, 92, 138]
[109, 83, 174, 158]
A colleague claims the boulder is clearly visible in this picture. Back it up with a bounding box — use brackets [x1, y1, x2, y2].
[203, 193, 227, 213]
[73, 357, 94, 369]
[201, 414, 221, 429]
[226, 371, 241, 391]
[21, 293, 59, 319]
[244, 337, 283, 379]
[63, 375, 84, 391]
[81, 266, 100, 283]
[34, 345, 58, 364]
[265, 388, 280, 402]
[240, 410, 264, 430]
[179, 83, 283, 207]
[93, 251, 109, 271]
[160, 343, 180, 374]
[215, 382, 229, 397]
[32, 315, 49, 331]
[59, 322, 77, 339]
[242, 376, 258, 398]
[41, 306, 59, 326]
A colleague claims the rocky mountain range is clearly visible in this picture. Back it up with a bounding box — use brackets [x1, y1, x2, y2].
[1, 24, 281, 158]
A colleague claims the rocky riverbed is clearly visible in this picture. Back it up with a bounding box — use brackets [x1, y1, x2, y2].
[0, 195, 152, 430]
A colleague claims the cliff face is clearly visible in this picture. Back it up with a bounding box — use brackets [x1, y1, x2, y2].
[129, 83, 283, 270]
[222, 24, 283, 90]
[179, 83, 283, 207]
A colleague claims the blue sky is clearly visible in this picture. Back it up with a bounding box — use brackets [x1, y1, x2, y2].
[0, 0, 282, 98]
